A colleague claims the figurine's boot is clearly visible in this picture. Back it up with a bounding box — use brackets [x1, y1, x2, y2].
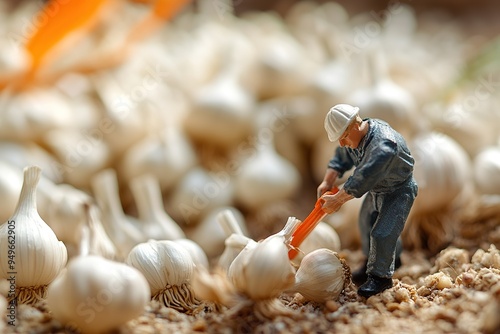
[357, 275, 393, 298]
[351, 256, 401, 286]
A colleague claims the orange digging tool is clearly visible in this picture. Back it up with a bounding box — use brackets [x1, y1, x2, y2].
[288, 186, 339, 260]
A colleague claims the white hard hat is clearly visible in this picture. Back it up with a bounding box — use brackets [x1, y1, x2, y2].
[324, 104, 360, 142]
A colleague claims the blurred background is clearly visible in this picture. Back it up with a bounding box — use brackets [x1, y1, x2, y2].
[1, 0, 499, 260]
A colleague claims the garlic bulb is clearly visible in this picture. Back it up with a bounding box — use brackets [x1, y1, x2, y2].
[233, 132, 301, 211]
[47, 255, 150, 334]
[0, 89, 74, 142]
[130, 174, 185, 240]
[0, 166, 67, 304]
[473, 146, 500, 195]
[228, 217, 299, 300]
[120, 127, 198, 191]
[186, 206, 247, 259]
[324, 196, 363, 249]
[44, 184, 92, 249]
[168, 168, 235, 225]
[291, 222, 341, 265]
[126, 240, 201, 313]
[91, 169, 145, 259]
[79, 203, 118, 260]
[404, 132, 472, 252]
[409, 132, 472, 214]
[242, 11, 314, 100]
[292, 248, 348, 302]
[42, 129, 111, 189]
[183, 35, 255, 148]
[0, 141, 62, 182]
[347, 50, 417, 139]
[0, 161, 23, 224]
[173, 239, 210, 270]
[92, 72, 152, 157]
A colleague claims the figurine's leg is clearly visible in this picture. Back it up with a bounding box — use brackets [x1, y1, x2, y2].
[358, 192, 377, 258]
[367, 186, 415, 278]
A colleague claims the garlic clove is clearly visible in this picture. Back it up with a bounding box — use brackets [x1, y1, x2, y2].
[293, 248, 348, 302]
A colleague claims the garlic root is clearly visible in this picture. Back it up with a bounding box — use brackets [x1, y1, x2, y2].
[152, 282, 201, 315]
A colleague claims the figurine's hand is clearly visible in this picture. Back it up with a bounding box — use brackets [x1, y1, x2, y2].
[320, 194, 344, 214]
[320, 188, 354, 214]
[317, 181, 333, 198]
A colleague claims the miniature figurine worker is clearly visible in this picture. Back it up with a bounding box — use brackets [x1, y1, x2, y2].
[318, 104, 418, 298]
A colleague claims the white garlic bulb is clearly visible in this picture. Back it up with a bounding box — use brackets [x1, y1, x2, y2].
[0, 161, 23, 224]
[47, 255, 150, 334]
[44, 184, 92, 248]
[120, 127, 198, 191]
[91, 169, 145, 259]
[0, 166, 67, 304]
[291, 222, 341, 265]
[126, 240, 200, 313]
[292, 248, 348, 302]
[234, 133, 301, 210]
[409, 131, 472, 214]
[183, 37, 255, 148]
[473, 146, 500, 195]
[79, 203, 118, 260]
[186, 206, 247, 259]
[228, 217, 299, 300]
[130, 174, 185, 240]
[173, 238, 210, 270]
[168, 167, 235, 225]
[347, 50, 417, 139]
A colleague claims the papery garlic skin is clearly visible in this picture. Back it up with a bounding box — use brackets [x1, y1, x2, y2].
[293, 249, 347, 302]
[228, 217, 299, 301]
[47, 255, 150, 334]
[291, 222, 341, 265]
[173, 238, 210, 269]
[0, 166, 67, 304]
[126, 240, 200, 313]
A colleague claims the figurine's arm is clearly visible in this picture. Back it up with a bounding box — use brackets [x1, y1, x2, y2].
[319, 146, 355, 198]
[317, 168, 339, 198]
[344, 140, 397, 198]
[327, 146, 355, 177]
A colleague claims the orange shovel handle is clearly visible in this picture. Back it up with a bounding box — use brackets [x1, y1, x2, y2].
[288, 186, 339, 260]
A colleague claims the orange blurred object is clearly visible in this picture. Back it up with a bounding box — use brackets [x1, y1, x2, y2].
[0, 0, 191, 90]
[25, 0, 112, 71]
[288, 186, 339, 260]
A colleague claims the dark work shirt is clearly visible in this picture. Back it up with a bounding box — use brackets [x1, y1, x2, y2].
[328, 119, 415, 198]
